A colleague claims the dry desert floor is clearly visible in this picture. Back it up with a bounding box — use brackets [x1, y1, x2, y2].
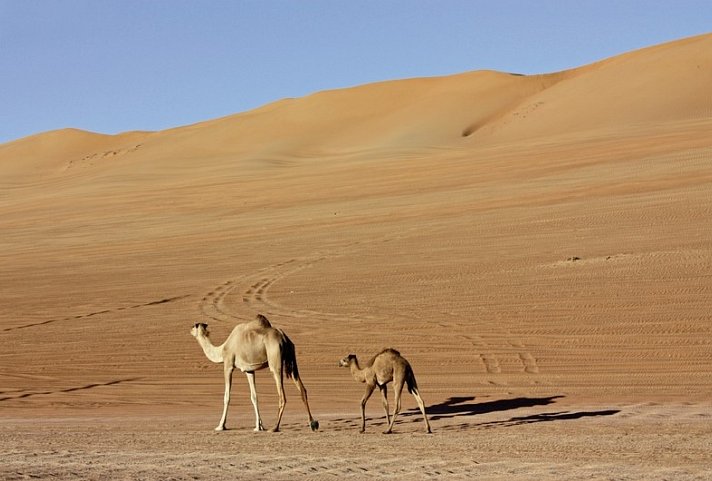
[1, 34, 711, 479]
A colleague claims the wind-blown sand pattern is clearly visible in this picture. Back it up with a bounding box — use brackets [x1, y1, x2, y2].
[1, 34, 711, 480]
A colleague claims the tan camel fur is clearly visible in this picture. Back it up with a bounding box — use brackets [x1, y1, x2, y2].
[191, 314, 318, 432]
[339, 348, 432, 434]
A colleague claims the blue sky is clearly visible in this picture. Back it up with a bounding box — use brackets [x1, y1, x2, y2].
[1, 1, 710, 143]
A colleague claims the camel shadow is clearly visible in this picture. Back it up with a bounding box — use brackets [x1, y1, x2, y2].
[479, 409, 621, 428]
[402, 395, 565, 421]
[403, 395, 620, 428]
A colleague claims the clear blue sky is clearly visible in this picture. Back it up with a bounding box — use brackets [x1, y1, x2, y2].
[1, 1, 710, 143]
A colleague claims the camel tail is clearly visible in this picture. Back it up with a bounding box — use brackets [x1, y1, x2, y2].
[405, 363, 419, 394]
[281, 332, 300, 380]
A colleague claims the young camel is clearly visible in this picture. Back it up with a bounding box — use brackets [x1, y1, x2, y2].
[191, 314, 318, 432]
[338, 348, 432, 434]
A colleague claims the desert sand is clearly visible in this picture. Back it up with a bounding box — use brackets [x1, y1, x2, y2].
[1, 33, 711, 480]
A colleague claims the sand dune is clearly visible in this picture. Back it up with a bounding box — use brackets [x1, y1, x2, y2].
[3, 33, 711, 180]
[1, 33, 711, 480]
[473, 33, 712, 143]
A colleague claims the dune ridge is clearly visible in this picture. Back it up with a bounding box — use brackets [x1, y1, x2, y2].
[3, 33, 711, 183]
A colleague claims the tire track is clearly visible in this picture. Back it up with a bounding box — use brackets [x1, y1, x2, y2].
[3, 295, 190, 333]
[204, 261, 542, 376]
[196, 229, 541, 376]
[197, 233, 413, 326]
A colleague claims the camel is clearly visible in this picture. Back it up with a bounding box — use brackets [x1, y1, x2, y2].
[338, 348, 432, 434]
[190, 314, 318, 432]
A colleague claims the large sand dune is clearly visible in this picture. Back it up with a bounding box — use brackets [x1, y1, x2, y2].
[1, 33, 711, 480]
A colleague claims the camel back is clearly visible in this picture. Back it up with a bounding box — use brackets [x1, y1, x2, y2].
[255, 314, 272, 328]
[367, 348, 401, 367]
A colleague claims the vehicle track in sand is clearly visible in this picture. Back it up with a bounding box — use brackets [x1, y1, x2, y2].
[2, 295, 190, 332]
[196, 234, 541, 376]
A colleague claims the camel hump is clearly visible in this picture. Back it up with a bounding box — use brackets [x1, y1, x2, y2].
[381, 347, 401, 357]
[366, 348, 401, 366]
[255, 314, 272, 328]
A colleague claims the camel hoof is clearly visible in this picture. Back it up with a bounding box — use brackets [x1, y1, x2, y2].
[270, 427, 280, 433]
[310, 420, 319, 431]
[359, 429, 365, 434]
[214, 426, 226, 432]
[383, 430, 393, 435]
[253, 427, 265, 432]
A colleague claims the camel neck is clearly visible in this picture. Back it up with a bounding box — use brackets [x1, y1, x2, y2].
[196, 334, 224, 363]
[349, 360, 367, 383]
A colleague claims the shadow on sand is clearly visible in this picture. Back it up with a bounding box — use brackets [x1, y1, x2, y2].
[402, 395, 619, 427]
[406, 395, 565, 421]
[479, 409, 621, 427]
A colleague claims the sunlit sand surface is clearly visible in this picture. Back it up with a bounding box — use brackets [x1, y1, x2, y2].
[1, 33, 710, 480]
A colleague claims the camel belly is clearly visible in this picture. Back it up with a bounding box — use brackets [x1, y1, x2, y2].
[235, 360, 268, 372]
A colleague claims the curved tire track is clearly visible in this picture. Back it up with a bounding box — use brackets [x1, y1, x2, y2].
[197, 233, 541, 375]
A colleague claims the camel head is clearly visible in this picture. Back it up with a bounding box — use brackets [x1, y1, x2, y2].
[191, 322, 209, 338]
[338, 354, 357, 368]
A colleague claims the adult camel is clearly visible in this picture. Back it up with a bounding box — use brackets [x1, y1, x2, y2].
[191, 314, 318, 432]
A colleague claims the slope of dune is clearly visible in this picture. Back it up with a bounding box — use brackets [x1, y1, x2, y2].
[0, 129, 151, 185]
[2, 33, 711, 183]
[1, 33, 711, 481]
[472, 33, 712, 143]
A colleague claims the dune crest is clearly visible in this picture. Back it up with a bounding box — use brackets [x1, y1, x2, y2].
[2, 33, 711, 183]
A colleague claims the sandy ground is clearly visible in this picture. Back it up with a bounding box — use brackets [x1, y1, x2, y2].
[1, 34, 711, 479]
[1, 405, 710, 480]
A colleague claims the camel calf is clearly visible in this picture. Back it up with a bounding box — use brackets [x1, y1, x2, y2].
[339, 348, 432, 434]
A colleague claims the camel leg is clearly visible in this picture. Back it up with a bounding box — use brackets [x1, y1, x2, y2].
[270, 367, 286, 432]
[291, 376, 319, 431]
[384, 378, 405, 434]
[245, 372, 264, 432]
[216, 364, 234, 431]
[379, 385, 391, 425]
[359, 383, 376, 433]
[411, 387, 432, 434]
